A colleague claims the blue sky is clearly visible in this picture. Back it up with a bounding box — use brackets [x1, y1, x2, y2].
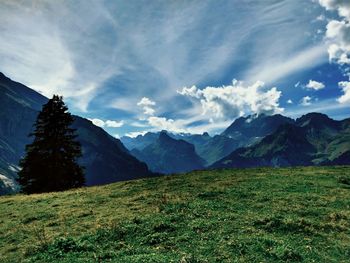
[0, 0, 349, 137]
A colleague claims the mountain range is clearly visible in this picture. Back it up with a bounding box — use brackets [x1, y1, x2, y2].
[130, 131, 205, 174]
[211, 113, 350, 169]
[122, 113, 350, 174]
[120, 113, 298, 171]
[0, 72, 151, 194]
[1, 72, 349, 194]
[122, 131, 240, 166]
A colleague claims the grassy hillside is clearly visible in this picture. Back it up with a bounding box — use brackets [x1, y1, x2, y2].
[1, 166, 350, 262]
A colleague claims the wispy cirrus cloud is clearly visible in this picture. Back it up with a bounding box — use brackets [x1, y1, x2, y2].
[0, 0, 346, 136]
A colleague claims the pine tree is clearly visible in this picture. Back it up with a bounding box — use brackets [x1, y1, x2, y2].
[18, 95, 85, 194]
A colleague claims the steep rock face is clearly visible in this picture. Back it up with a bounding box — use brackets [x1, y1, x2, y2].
[131, 132, 205, 174]
[0, 73, 151, 194]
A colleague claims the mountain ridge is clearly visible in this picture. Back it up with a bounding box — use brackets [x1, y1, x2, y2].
[211, 113, 350, 169]
[0, 72, 152, 194]
[1, 72, 349, 194]
[122, 113, 302, 165]
[130, 131, 205, 174]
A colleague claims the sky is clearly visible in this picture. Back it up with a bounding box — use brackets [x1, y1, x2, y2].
[0, 0, 349, 138]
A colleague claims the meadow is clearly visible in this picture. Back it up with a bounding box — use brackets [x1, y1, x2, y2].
[1, 166, 349, 262]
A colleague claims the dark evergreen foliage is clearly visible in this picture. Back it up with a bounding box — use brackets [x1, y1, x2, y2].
[18, 95, 85, 194]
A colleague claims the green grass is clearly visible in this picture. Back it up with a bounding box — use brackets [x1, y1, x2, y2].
[1, 166, 350, 262]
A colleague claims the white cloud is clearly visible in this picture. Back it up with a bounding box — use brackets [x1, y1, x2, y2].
[287, 99, 293, 104]
[105, 120, 124, 128]
[90, 118, 105, 127]
[300, 96, 312, 106]
[135, 97, 187, 133]
[137, 97, 156, 116]
[125, 131, 147, 138]
[306, 80, 325, 90]
[131, 96, 234, 134]
[319, 0, 350, 20]
[0, 11, 74, 98]
[319, 0, 350, 65]
[135, 96, 188, 133]
[338, 81, 350, 103]
[89, 118, 124, 128]
[137, 97, 156, 107]
[147, 117, 185, 133]
[316, 14, 326, 21]
[0, 2, 119, 112]
[0, 1, 330, 116]
[318, 0, 350, 106]
[325, 20, 350, 64]
[178, 79, 283, 120]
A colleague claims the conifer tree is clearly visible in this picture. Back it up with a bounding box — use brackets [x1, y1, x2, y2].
[18, 95, 84, 194]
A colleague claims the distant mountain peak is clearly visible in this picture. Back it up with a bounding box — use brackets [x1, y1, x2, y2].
[130, 130, 204, 174]
[297, 112, 331, 122]
[222, 113, 294, 138]
[0, 72, 13, 83]
[159, 130, 171, 140]
[296, 112, 338, 129]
